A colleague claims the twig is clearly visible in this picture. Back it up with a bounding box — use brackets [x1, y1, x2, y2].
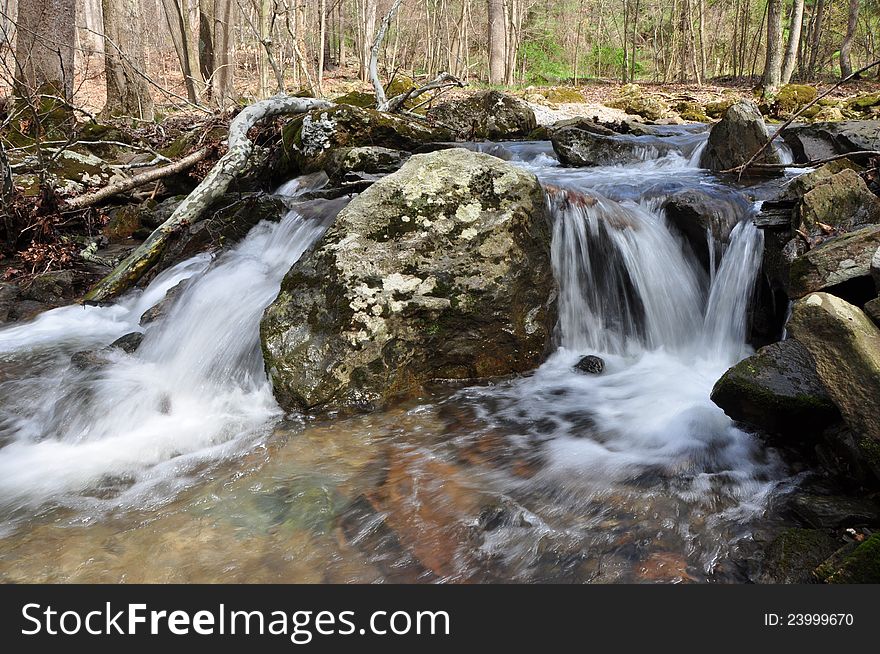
[725, 57, 880, 176]
[745, 150, 880, 170]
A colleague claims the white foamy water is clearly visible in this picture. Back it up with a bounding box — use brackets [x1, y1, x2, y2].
[0, 179, 333, 525]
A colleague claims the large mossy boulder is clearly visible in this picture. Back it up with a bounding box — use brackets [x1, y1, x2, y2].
[284, 104, 452, 172]
[782, 120, 880, 164]
[788, 225, 880, 299]
[789, 162, 880, 235]
[773, 84, 818, 118]
[550, 126, 673, 167]
[710, 339, 839, 433]
[816, 533, 880, 583]
[700, 100, 782, 172]
[426, 90, 537, 140]
[260, 149, 556, 413]
[788, 293, 880, 472]
[607, 84, 669, 121]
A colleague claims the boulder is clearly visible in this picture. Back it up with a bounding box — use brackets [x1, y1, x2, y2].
[607, 84, 669, 121]
[772, 84, 817, 118]
[788, 493, 880, 529]
[873, 245, 880, 288]
[0, 283, 21, 324]
[260, 148, 556, 413]
[788, 163, 880, 235]
[551, 127, 673, 167]
[865, 297, 880, 327]
[787, 293, 880, 463]
[426, 90, 537, 140]
[661, 188, 753, 269]
[816, 533, 880, 583]
[324, 146, 410, 183]
[700, 100, 782, 171]
[710, 339, 839, 433]
[760, 528, 840, 584]
[788, 225, 880, 299]
[574, 355, 604, 375]
[286, 104, 452, 172]
[782, 120, 880, 164]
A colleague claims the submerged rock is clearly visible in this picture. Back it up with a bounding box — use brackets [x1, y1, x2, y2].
[574, 355, 605, 375]
[782, 120, 880, 164]
[260, 148, 556, 413]
[788, 293, 880, 472]
[787, 225, 880, 300]
[700, 100, 782, 172]
[710, 339, 839, 433]
[550, 126, 672, 167]
[426, 91, 536, 140]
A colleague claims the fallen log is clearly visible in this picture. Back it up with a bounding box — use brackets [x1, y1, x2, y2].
[83, 95, 331, 303]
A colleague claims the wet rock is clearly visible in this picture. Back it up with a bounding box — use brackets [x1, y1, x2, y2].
[662, 188, 752, 269]
[70, 332, 142, 370]
[0, 283, 21, 324]
[426, 90, 536, 140]
[551, 126, 673, 167]
[789, 493, 880, 529]
[110, 331, 144, 353]
[815, 422, 880, 486]
[140, 280, 189, 326]
[574, 355, 605, 375]
[865, 297, 880, 327]
[288, 104, 453, 172]
[634, 551, 694, 583]
[710, 339, 839, 433]
[551, 115, 660, 137]
[700, 100, 782, 172]
[873, 245, 880, 288]
[787, 225, 880, 300]
[788, 163, 880, 236]
[261, 148, 555, 413]
[21, 270, 78, 304]
[788, 293, 880, 459]
[816, 533, 880, 583]
[761, 528, 839, 583]
[782, 120, 880, 164]
[324, 146, 409, 183]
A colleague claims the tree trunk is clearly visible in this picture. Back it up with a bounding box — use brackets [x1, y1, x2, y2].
[839, 0, 859, 79]
[101, 0, 155, 119]
[781, 0, 804, 84]
[14, 0, 77, 100]
[807, 0, 826, 77]
[487, 0, 505, 84]
[160, 0, 204, 103]
[762, 0, 783, 93]
[199, 0, 236, 106]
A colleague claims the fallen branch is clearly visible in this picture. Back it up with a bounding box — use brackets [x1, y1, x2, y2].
[64, 147, 209, 210]
[725, 57, 880, 176]
[83, 95, 331, 303]
[744, 150, 880, 170]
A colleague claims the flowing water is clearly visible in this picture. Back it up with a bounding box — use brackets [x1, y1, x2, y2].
[0, 127, 804, 583]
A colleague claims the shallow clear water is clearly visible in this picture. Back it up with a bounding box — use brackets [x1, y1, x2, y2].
[0, 128, 802, 582]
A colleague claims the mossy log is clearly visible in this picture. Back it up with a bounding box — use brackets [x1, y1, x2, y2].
[83, 95, 331, 303]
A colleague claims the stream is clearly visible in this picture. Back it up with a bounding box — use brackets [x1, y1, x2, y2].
[0, 126, 807, 583]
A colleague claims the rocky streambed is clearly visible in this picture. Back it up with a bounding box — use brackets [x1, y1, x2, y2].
[1, 92, 880, 583]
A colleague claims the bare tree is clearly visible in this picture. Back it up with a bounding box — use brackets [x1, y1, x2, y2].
[781, 0, 804, 85]
[487, 0, 504, 84]
[199, 0, 236, 106]
[840, 0, 859, 79]
[160, 0, 205, 103]
[102, 0, 155, 119]
[761, 0, 783, 93]
[14, 0, 76, 100]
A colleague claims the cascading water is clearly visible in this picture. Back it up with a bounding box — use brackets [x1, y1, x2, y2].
[0, 124, 797, 581]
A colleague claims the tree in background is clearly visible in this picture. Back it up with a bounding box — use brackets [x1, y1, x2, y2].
[102, 0, 155, 119]
[13, 0, 76, 101]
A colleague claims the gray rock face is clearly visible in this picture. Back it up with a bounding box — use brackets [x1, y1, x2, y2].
[550, 127, 673, 167]
[782, 120, 880, 164]
[787, 162, 880, 236]
[324, 146, 410, 183]
[427, 91, 537, 140]
[710, 339, 839, 433]
[260, 148, 556, 413]
[700, 100, 782, 171]
[788, 293, 880, 457]
[788, 225, 880, 299]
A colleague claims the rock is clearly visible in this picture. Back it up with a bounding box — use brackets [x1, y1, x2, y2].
[324, 146, 410, 183]
[812, 106, 845, 122]
[151, 193, 289, 278]
[20, 270, 79, 304]
[788, 293, 880, 461]
[865, 297, 880, 326]
[550, 126, 673, 167]
[705, 97, 735, 119]
[816, 422, 880, 486]
[710, 339, 839, 433]
[540, 88, 585, 104]
[140, 195, 187, 229]
[110, 331, 144, 353]
[675, 101, 709, 122]
[102, 205, 143, 241]
[782, 120, 880, 164]
[873, 245, 880, 287]
[574, 355, 604, 375]
[287, 104, 452, 172]
[552, 115, 660, 137]
[789, 164, 880, 235]
[787, 225, 880, 300]
[773, 84, 817, 118]
[700, 100, 782, 171]
[70, 332, 142, 370]
[427, 90, 536, 140]
[607, 84, 669, 121]
[0, 283, 21, 324]
[816, 533, 880, 583]
[332, 90, 375, 108]
[846, 92, 880, 113]
[761, 528, 839, 583]
[789, 493, 880, 529]
[140, 280, 189, 326]
[260, 148, 556, 413]
[661, 188, 753, 269]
